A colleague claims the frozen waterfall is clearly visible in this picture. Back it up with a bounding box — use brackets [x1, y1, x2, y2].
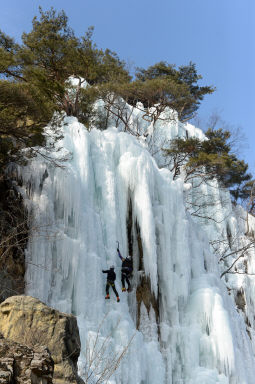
[18, 115, 255, 384]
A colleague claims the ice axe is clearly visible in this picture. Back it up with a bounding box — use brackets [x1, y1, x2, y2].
[116, 241, 119, 251]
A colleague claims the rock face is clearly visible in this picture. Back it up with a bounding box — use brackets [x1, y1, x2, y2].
[0, 333, 53, 383]
[0, 296, 84, 384]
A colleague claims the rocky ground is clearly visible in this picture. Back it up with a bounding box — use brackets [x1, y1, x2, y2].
[0, 296, 84, 384]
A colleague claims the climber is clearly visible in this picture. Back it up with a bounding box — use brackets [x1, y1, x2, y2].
[102, 266, 120, 302]
[117, 247, 133, 292]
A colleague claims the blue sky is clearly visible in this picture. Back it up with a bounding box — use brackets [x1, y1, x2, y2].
[1, 0, 254, 171]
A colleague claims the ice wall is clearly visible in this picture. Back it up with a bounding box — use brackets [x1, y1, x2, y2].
[18, 116, 255, 384]
[186, 175, 255, 356]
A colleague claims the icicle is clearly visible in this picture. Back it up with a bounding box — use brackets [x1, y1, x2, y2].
[18, 114, 255, 384]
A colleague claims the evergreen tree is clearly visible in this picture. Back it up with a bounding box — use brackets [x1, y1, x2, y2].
[0, 7, 216, 169]
[231, 180, 255, 215]
[164, 128, 252, 194]
[0, 80, 57, 168]
[134, 61, 215, 122]
[0, 7, 130, 167]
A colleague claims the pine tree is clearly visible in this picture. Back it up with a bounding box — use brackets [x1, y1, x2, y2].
[163, 128, 252, 193]
[0, 7, 131, 167]
[0, 7, 217, 168]
[134, 61, 215, 122]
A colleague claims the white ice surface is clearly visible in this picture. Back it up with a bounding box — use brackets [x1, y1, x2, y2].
[18, 115, 255, 384]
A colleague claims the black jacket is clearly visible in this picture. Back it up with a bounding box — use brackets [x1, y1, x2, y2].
[117, 250, 133, 274]
[102, 268, 116, 282]
[122, 259, 133, 274]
